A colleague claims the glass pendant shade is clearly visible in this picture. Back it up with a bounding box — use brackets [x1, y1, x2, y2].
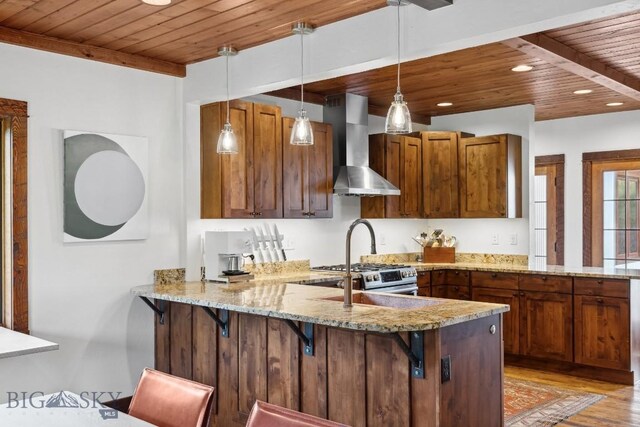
[290, 109, 314, 145]
[216, 122, 238, 154]
[385, 91, 412, 134]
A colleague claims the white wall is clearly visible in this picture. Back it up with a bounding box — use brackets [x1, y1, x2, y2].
[0, 43, 182, 401]
[536, 110, 640, 267]
[428, 105, 535, 256]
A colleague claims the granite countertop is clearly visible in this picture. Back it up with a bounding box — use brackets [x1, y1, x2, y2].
[131, 279, 508, 333]
[404, 262, 640, 280]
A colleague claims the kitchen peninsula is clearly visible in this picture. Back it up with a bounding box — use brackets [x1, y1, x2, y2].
[132, 278, 509, 427]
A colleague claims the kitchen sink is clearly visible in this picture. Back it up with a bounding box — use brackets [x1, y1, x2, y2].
[321, 293, 442, 309]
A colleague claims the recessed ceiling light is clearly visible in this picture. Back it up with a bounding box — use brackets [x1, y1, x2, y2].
[437, 102, 453, 107]
[142, 0, 171, 5]
[511, 65, 533, 72]
[573, 89, 593, 95]
[606, 102, 624, 107]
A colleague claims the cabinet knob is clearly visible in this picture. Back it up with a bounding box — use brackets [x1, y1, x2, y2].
[596, 298, 604, 303]
[491, 273, 497, 278]
[541, 276, 547, 281]
[520, 292, 525, 296]
[454, 271, 460, 276]
[249, 212, 256, 216]
[513, 292, 519, 297]
[597, 280, 604, 284]
[489, 325, 496, 335]
[309, 212, 316, 217]
[454, 286, 459, 291]
[257, 212, 263, 216]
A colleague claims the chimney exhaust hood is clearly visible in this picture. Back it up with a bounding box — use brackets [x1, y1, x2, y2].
[324, 93, 401, 197]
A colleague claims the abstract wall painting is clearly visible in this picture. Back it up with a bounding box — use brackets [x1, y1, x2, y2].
[63, 130, 149, 242]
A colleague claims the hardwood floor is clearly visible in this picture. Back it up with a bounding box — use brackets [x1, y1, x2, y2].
[505, 366, 640, 426]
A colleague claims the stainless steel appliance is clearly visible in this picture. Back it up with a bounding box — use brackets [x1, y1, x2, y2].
[312, 263, 418, 295]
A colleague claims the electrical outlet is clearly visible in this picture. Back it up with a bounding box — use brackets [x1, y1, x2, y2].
[491, 234, 499, 245]
[510, 233, 518, 245]
[441, 355, 452, 383]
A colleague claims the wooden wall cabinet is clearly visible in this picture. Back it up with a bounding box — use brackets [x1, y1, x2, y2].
[421, 131, 472, 218]
[361, 134, 422, 218]
[282, 118, 333, 218]
[458, 134, 522, 218]
[201, 101, 282, 219]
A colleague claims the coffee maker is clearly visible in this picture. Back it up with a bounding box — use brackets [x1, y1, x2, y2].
[204, 231, 253, 282]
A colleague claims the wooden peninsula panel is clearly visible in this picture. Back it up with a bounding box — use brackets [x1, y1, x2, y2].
[154, 302, 503, 427]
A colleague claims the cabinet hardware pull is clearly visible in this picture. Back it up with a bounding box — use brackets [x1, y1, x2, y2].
[541, 276, 547, 281]
[489, 325, 496, 335]
[513, 292, 519, 297]
[309, 212, 316, 216]
[256, 212, 263, 216]
[491, 273, 497, 278]
[596, 298, 604, 303]
[597, 280, 604, 284]
[520, 292, 525, 296]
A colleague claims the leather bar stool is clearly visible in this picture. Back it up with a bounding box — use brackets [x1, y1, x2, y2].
[128, 368, 214, 427]
[246, 400, 349, 427]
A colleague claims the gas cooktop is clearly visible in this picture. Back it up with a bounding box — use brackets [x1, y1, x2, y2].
[312, 263, 412, 273]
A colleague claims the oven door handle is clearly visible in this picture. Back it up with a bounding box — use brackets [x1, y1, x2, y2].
[368, 285, 419, 295]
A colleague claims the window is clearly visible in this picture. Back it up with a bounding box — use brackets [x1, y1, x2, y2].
[0, 98, 29, 333]
[534, 155, 565, 267]
[583, 149, 640, 268]
[602, 170, 640, 268]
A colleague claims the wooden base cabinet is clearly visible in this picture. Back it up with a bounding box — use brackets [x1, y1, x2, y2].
[472, 288, 520, 355]
[519, 291, 573, 362]
[154, 302, 504, 427]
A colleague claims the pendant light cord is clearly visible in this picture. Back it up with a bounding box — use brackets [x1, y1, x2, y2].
[396, 2, 401, 94]
[225, 51, 230, 124]
[300, 29, 304, 110]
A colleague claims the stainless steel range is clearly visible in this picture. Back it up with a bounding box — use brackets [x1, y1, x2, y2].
[313, 263, 418, 295]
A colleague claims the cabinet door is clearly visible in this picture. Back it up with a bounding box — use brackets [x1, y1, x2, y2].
[472, 288, 520, 354]
[308, 122, 333, 218]
[282, 117, 308, 218]
[520, 291, 573, 362]
[361, 135, 386, 218]
[422, 132, 459, 218]
[401, 136, 422, 217]
[253, 104, 282, 218]
[222, 100, 255, 218]
[384, 135, 403, 218]
[432, 285, 469, 300]
[458, 135, 508, 218]
[574, 295, 630, 370]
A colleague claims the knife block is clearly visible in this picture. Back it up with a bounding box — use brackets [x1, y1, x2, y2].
[423, 247, 455, 263]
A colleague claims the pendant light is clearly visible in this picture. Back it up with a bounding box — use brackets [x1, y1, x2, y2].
[290, 22, 314, 146]
[385, 0, 412, 134]
[217, 46, 239, 154]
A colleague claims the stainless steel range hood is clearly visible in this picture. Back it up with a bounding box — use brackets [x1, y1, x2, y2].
[324, 93, 400, 196]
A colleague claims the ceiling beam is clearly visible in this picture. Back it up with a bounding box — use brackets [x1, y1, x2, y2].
[265, 88, 431, 125]
[0, 26, 185, 78]
[502, 33, 640, 101]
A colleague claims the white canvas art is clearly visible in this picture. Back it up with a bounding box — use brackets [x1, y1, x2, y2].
[63, 130, 149, 242]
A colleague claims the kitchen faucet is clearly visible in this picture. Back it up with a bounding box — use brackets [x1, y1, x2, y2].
[344, 219, 377, 307]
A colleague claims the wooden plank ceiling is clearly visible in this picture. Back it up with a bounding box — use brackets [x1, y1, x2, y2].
[277, 11, 640, 121]
[0, 0, 387, 76]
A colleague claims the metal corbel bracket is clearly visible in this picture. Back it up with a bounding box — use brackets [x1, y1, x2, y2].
[139, 297, 166, 325]
[202, 307, 230, 338]
[284, 319, 314, 356]
[390, 331, 425, 378]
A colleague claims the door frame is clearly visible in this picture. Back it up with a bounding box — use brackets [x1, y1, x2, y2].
[535, 154, 565, 265]
[583, 149, 640, 267]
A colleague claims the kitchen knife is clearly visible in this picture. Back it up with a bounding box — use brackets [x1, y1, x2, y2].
[264, 223, 281, 262]
[247, 227, 264, 264]
[256, 226, 272, 262]
[273, 224, 287, 261]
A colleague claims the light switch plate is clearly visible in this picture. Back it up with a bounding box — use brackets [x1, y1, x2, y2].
[491, 234, 499, 245]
